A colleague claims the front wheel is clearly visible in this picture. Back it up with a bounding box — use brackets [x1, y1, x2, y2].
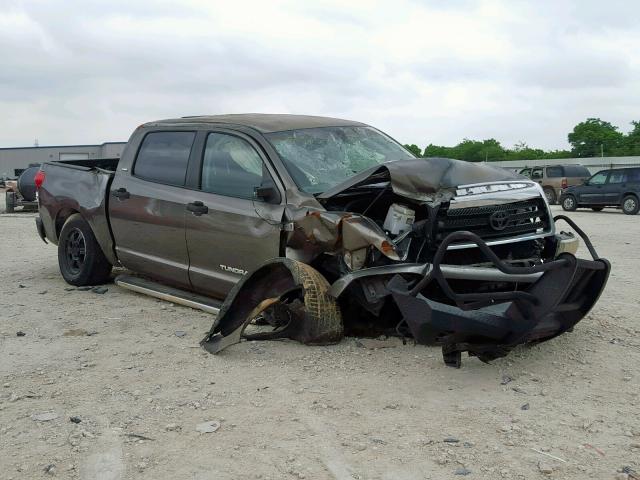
[58, 214, 112, 286]
[622, 195, 639, 215]
[562, 195, 577, 211]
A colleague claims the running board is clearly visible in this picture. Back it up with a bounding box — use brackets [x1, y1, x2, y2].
[115, 274, 221, 315]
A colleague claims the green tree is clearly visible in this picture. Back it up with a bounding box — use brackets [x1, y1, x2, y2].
[621, 121, 640, 156]
[568, 118, 624, 157]
[423, 143, 452, 157]
[403, 144, 423, 157]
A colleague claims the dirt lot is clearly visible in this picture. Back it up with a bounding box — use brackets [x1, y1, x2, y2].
[0, 196, 638, 480]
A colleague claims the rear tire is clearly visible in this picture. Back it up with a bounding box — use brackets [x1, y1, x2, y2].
[5, 191, 15, 213]
[561, 195, 577, 211]
[622, 195, 639, 215]
[58, 214, 112, 286]
[544, 188, 557, 205]
[591, 207, 604, 212]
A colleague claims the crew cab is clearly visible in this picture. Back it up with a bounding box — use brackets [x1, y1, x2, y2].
[35, 115, 610, 367]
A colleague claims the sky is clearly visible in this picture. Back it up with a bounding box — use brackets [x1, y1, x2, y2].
[1, 0, 639, 150]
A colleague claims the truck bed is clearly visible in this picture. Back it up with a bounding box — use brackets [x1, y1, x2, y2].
[51, 157, 120, 171]
[38, 158, 119, 264]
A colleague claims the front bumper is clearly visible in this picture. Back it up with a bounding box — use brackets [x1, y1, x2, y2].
[388, 215, 610, 366]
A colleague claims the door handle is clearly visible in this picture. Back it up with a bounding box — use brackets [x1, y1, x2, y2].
[112, 187, 130, 199]
[187, 201, 208, 216]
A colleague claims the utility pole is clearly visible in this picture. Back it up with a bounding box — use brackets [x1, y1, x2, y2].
[600, 144, 604, 157]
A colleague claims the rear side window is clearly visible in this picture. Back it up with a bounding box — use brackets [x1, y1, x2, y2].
[134, 131, 195, 186]
[563, 165, 590, 177]
[627, 168, 640, 182]
[519, 168, 531, 178]
[546, 166, 563, 177]
[608, 170, 627, 184]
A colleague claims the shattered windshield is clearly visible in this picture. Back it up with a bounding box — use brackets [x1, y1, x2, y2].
[265, 126, 414, 194]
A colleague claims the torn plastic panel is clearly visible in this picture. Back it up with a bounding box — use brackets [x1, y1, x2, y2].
[201, 258, 343, 354]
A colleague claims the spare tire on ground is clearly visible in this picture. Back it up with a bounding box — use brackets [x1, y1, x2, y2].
[17, 166, 40, 202]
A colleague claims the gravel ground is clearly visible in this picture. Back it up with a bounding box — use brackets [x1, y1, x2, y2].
[1, 195, 639, 480]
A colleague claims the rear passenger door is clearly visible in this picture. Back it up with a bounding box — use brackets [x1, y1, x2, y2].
[109, 130, 195, 289]
[184, 130, 285, 299]
[601, 170, 627, 205]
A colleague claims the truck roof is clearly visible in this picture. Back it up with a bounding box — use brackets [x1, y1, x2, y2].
[146, 114, 367, 133]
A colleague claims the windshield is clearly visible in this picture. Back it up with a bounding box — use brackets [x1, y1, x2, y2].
[266, 126, 414, 194]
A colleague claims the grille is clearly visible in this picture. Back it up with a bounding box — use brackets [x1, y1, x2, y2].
[436, 198, 550, 242]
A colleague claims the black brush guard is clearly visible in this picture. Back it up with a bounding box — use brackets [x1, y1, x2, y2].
[388, 215, 611, 367]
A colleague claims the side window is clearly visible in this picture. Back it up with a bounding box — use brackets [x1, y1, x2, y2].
[519, 168, 531, 178]
[531, 167, 543, 179]
[134, 131, 195, 186]
[589, 171, 608, 185]
[627, 168, 640, 182]
[201, 133, 276, 200]
[608, 170, 627, 184]
[546, 166, 563, 177]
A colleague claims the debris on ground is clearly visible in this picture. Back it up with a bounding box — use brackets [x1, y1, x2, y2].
[174, 330, 187, 337]
[91, 286, 108, 294]
[16, 331, 25, 337]
[69, 416, 82, 424]
[196, 421, 221, 433]
[64, 329, 88, 337]
[500, 375, 513, 385]
[31, 412, 58, 422]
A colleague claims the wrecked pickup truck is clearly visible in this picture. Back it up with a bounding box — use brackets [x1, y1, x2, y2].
[35, 114, 610, 366]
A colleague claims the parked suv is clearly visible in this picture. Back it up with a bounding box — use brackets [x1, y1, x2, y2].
[519, 164, 591, 205]
[560, 167, 640, 215]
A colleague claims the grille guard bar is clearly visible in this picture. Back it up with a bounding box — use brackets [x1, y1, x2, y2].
[389, 215, 611, 367]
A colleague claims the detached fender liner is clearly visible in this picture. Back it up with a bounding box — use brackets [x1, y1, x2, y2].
[201, 258, 343, 354]
[389, 223, 610, 367]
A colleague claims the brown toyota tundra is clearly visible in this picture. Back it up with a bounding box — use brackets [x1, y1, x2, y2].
[35, 115, 610, 367]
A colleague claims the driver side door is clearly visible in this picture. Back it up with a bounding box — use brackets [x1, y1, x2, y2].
[184, 130, 285, 299]
[577, 170, 609, 204]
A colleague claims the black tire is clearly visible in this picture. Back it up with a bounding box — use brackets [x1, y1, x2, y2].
[58, 214, 112, 286]
[544, 188, 557, 205]
[5, 191, 15, 213]
[591, 207, 604, 212]
[561, 195, 577, 211]
[287, 261, 344, 344]
[17, 166, 39, 202]
[622, 195, 639, 215]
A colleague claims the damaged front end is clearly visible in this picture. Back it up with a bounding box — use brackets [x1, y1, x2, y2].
[202, 159, 610, 366]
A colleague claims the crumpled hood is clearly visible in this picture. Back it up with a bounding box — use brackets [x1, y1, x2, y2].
[318, 158, 522, 203]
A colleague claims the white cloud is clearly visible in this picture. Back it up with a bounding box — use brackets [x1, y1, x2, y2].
[0, 0, 638, 150]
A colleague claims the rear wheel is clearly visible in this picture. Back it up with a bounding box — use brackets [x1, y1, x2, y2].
[544, 188, 557, 205]
[58, 214, 112, 286]
[591, 207, 604, 212]
[562, 195, 577, 211]
[622, 195, 639, 215]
